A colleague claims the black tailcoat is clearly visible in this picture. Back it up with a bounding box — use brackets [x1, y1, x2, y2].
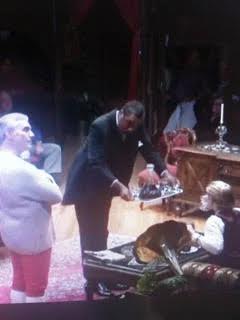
[63, 110, 165, 255]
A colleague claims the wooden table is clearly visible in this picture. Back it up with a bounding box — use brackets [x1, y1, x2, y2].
[83, 242, 209, 300]
[173, 144, 240, 215]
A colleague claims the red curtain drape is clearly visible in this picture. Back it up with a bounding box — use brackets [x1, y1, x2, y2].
[70, 0, 95, 25]
[114, 0, 140, 100]
[70, 0, 140, 100]
[67, 0, 95, 61]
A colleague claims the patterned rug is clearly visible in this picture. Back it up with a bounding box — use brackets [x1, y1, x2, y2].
[0, 234, 135, 304]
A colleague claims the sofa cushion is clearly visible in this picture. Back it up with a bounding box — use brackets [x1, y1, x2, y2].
[182, 261, 240, 289]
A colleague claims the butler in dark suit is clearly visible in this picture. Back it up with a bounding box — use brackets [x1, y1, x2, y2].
[63, 101, 175, 289]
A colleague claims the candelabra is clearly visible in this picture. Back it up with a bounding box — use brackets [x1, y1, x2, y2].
[199, 122, 240, 154]
[215, 124, 228, 149]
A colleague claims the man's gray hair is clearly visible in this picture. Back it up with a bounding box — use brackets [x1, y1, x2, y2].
[0, 112, 29, 144]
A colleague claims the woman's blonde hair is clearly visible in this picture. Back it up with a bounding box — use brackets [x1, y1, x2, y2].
[206, 180, 235, 210]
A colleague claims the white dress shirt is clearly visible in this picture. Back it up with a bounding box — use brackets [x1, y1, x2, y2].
[197, 215, 225, 255]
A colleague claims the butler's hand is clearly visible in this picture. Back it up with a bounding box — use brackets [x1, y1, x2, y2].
[119, 182, 133, 201]
[111, 180, 133, 201]
[161, 169, 179, 186]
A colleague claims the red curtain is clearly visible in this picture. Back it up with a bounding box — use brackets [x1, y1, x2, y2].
[114, 0, 140, 99]
[70, 0, 140, 100]
[70, 0, 95, 25]
[67, 0, 95, 61]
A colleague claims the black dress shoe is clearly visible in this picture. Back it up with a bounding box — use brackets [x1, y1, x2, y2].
[97, 282, 112, 297]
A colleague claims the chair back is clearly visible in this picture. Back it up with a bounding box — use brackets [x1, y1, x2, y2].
[165, 128, 197, 165]
[151, 128, 197, 176]
[164, 128, 196, 176]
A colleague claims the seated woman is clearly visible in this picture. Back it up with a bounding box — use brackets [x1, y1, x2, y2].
[188, 180, 240, 269]
[163, 90, 197, 134]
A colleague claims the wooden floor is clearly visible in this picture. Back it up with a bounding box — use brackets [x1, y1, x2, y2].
[52, 136, 206, 242]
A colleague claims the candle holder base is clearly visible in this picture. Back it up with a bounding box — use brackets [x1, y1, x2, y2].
[215, 124, 227, 149]
[199, 142, 240, 154]
[197, 124, 234, 154]
[215, 140, 228, 150]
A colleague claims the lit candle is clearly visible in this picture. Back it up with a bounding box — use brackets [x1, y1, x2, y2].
[220, 103, 224, 124]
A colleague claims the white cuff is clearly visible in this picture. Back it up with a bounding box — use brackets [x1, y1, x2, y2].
[110, 179, 119, 188]
[160, 169, 168, 177]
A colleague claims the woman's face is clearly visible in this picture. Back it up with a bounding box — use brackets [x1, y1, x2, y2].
[200, 193, 213, 211]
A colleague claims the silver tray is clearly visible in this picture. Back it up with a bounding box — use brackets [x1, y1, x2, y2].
[133, 185, 183, 207]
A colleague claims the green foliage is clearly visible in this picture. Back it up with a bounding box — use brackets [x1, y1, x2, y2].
[137, 273, 190, 296]
[136, 272, 160, 296]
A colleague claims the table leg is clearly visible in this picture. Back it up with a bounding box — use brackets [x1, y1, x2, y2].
[85, 280, 96, 301]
